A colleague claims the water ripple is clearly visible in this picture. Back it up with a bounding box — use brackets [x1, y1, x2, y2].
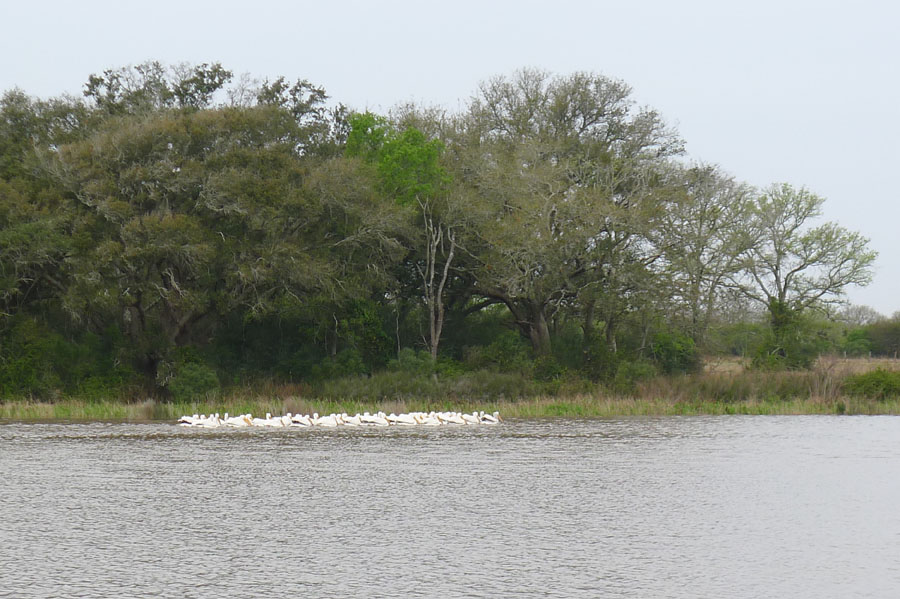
[2, 416, 900, 597]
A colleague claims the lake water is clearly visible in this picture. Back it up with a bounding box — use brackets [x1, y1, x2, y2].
[2, 416, 899, 598]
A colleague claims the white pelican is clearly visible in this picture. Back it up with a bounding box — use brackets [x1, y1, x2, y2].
[199, 413, 222, 428]
[223, 413, 246, 427]
[291, 414, 312, 426]
[341, 413, 362, 426]
[178, 413, 200, 426]
[461, 412, 480, 425]
[251, 413, 270, 427]
[394, 413, 417, 426]
[360, 412, 389, 426]
[439, 411, 466, 425]
[315, 413, 339, 427]
[415, 412, 441, 426]
[481, 411, 501, 424]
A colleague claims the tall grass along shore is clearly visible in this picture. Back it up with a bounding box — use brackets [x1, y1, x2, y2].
[3, 357, 900, 422]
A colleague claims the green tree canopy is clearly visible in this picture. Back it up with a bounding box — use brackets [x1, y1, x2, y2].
[451, 68, 683, 354]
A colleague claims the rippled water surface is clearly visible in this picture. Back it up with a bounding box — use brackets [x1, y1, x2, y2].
[2, 416, 900, 598]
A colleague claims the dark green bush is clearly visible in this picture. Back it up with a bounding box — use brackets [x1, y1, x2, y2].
[309, 348, 368, 380]
[0, 316, 135, 399]
[651, 331, 701, 374]
[840, 328, 872, 357]
[388, 348, 434, 375]
[611, 359, 658, 394]
[462, 330, 531, 370]
[168, 362, 220, 402]
[843, 369, 900, 400]
[750, 314, 832, 370]
[532, 355, 566, 382]
[0, 317, 62, 398]
[551, 320, 587, 370]
[864, 319, 900, 357]
[580, 338, 620, 382]
[706, 321, 768, 357]
[384, 348, 466, 378]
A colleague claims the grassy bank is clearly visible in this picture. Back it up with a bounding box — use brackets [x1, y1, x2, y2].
[3, 394, 900, 423]
[4, 380, 900, 423]
[3, 357, 900, 422]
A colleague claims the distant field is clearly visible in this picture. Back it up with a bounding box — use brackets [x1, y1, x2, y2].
[815, 356, 900, 374]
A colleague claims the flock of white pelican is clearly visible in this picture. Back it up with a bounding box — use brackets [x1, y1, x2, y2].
[177, 410, 502, 428]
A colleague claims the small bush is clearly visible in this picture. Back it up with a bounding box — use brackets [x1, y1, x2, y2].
[533, 355, 566, 382]
[384, 348, 464, 377]
[651, 331, 701, 374]
[843, 368, 900, 400]
[463, 330, 530, 370]
[449, 370, 541, 400]
[168, 362, 220, 402]
[0, 316, 134, 400]
[751, 309, 834, 370]
[309, 348, 368, 380]
[388, 348, 434, 375]
[611, 360, 657, 395]
[580, 338, 620, 382]
[840, 329, 872, 357]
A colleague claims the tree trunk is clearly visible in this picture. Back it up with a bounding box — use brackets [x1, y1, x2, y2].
[605, 315, 618, 354]
[767, 299, 794, 358]
[582, 298, 596, 354]
[486, 291, 552, 356]
[330, 314, 338, 357]
[418, 205, 456, 361]
[528, 306, 552, 356]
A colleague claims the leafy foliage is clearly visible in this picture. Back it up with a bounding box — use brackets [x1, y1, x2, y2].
[651, 331, 701, 374]
[168, 362, 220, 402]
[864, 318, 900, 357]
[840, 328, 873, 357]
[0, 63, 881, 400]
[843, 369, 900, 400]
[346, 112, 448, 205]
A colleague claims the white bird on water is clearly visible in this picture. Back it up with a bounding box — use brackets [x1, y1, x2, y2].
[291, 413, 312, 426]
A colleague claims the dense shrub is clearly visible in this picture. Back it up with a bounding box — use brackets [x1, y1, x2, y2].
[840, 328, 872, 357]
[551, 320, 587, 370]
[309, 348, 369, 380]
[462, 330, 531, 370]
[0, 317, 62, 398]
[751, 315, 833, 370]
[706, 321, 768, 357]
[610, 360, 658, 394]
[864, 319, 900, 357]
[532, 355, 566, 382]
[0, 316, 135, 399]
[580, 337, 620, 382]
[168, 362, 220, 402]
[843, 369, 900, 400]
[441, 305, 515, 360]
[651, 331, 701, 374]
[388, 348, 434, 375]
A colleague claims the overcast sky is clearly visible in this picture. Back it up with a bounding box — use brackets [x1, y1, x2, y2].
[3, 0, 898, 314]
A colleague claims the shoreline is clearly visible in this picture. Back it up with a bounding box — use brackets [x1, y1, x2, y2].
[3, 394, 900, 423]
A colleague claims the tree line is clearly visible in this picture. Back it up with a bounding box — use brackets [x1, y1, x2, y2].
[0, 62, 880, 399]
